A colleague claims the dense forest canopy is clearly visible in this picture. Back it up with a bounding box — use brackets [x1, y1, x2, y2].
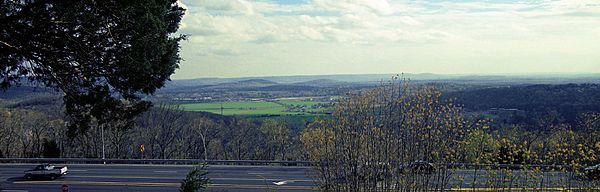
[448, 84, 600, 124]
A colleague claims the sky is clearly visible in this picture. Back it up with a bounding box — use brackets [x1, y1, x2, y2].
[172, 0, 600, 79]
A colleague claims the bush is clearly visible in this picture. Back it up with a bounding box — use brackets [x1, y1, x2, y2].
[180, 164, 210, 192]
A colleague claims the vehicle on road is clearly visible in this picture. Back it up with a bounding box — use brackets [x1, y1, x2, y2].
[583, 164, 600, 180]
[400, 160, 436, 175]
[24, 163, 68, 180]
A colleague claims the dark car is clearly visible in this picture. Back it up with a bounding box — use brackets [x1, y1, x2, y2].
[400, 160, 435, 175]
[583, 164, 600, 180]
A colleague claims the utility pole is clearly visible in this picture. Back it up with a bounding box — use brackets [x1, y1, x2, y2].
[101, 124, 105, 164]
[220, 103, 224, 116]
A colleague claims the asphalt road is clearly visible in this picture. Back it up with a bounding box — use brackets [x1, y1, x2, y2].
[0, 164, 318, 192]
[1, 164, 595, 192]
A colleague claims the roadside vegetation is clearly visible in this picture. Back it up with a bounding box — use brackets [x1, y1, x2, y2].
[180, 164, 210, 192]
[300, 79, 600, 191]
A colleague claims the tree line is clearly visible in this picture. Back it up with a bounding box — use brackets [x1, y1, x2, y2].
[0, 103, 304, 161]
[447, 83, 600, 124]
[0, 84, 598, 166]
[299, 79, 600, 191]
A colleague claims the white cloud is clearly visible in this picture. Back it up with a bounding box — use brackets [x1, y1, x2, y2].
[314, 0, 395, 16]
[299, 26, 325, 41]
[196, 46, 245, 56]
[172, 0, 600, 79]
[182, 0, 255, 15]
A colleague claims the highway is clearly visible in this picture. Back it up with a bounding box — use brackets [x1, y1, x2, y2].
[1, 164, 595, 192]
[0, 164, 318, 192]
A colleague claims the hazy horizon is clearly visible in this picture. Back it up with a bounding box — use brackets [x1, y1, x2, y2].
[172, 0, 600, 79]
[171, 72, 600, 80]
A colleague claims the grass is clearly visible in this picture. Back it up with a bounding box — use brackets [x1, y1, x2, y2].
[180, 100, 331, 128]
[181, 101, 287, 115]
[278, 101, 325, 106]
[180, 100, 330, 116]
[180, 101, 330, 116]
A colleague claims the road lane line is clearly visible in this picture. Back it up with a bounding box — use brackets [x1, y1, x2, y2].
[61, 175, 314, 182]
[13, 180, 180, 187]
[210, 184, 318, 191]
[15, 181, 591, 191]
[12, 181, 318, 190]
[449, 187, 600, 191]
[64, 175, 178, 179]
[248, 172, 272, 175]
[153, 171, 178, 173]
[1, 190, 29, 192]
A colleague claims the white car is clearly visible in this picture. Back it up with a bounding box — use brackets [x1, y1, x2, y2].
[24, 163, 68, 180]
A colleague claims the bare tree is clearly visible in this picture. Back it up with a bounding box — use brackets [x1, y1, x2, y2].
[261, 119, 291, 160]
[135, 104, 188, 159]
[188, 117, 219, 160]
[302, 79, 471, 191]
[106, 120, 132, 159]
[228, 119, 257, 160]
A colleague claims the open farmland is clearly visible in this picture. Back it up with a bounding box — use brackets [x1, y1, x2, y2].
[180, 100, 330, 116]
[278, 100, 324, 106]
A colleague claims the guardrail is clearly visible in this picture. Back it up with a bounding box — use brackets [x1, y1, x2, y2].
[0, 158, 312, 166]
[0, 158, 577, 170]
[445, 163, 574, 171]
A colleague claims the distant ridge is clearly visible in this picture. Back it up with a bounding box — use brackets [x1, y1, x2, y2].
[208, 79, 278, 89]
[157, 73, 600, 92]
[293, 79, 348, 87]
[237, 79, 278, 84]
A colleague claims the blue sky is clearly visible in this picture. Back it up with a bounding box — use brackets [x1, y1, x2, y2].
[173, 0, 600, 79]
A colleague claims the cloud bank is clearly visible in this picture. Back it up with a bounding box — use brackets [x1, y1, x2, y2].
[174, 0, 600, 79]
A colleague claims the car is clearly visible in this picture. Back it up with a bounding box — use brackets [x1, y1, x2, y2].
[400, 160, 436, 175]
[24, 163, 68, 180]
[583, 164, 600, 180]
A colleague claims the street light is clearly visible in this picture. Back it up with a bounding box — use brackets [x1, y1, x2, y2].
[101, 124, 105, 164]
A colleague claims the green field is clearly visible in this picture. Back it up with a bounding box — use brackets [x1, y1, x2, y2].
[278, 100, 324, 106]
[180, 101, 329, 116]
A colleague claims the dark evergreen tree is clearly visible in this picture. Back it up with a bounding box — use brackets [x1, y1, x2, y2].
[42, 139, 60, 158]
[0, 0, 186, 136]
[180, 164, 210, 192]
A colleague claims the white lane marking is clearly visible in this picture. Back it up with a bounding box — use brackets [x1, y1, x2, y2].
[248, 172, 272, 175]
[68, 169, 88, 172]
[67, 175, 175, 179]
[2, 190, 29, 192]
[13, 180, 179, 187]
[153, 171, 177, 173]
[66, 175, 312, 182]
[12, 181, 317, 190]
[0, 164, 312, 169]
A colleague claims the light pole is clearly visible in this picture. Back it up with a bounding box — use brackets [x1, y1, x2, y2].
[101, 124, 105, 164]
